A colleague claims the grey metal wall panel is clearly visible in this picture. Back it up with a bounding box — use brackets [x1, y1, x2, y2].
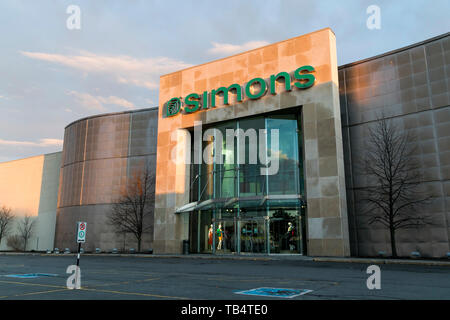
[340, 34, 450, 258]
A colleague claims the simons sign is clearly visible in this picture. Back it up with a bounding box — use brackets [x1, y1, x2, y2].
[165, 65, 315, 117]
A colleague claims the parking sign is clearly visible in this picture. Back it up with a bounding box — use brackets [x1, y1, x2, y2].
[77, 222, 87, 243]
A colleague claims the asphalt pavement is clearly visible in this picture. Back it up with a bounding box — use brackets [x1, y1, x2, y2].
[0, 254, 449, 300]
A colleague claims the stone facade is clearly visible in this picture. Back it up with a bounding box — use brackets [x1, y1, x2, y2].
[155, 28, 351, 256]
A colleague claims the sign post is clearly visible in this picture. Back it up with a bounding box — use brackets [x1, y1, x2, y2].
[75, 222, 86, 288]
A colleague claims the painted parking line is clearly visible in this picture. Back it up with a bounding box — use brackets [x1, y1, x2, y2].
[0, 278, 187, 300]
[13, 288, 70, 297]
[0, 280, 69, 299]
[82, 277, 159, 288]
[0, 279, 66, 289]
[5, 287, 186, 300]
[79, 287, 190, 299]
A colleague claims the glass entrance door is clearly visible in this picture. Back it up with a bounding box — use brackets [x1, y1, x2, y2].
[239, 218, 267, 254]
[269, 209, 305, 254]
[189, 210, 213, 253]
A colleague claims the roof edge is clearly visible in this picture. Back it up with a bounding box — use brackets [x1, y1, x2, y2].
[0, 151, 62, 165]
[338, 32, 450, 70]
[64, 106, 159, 129]
[160, 27, 335, 78]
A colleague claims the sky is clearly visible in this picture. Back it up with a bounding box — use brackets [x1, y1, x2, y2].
[0, 0, 449, 162]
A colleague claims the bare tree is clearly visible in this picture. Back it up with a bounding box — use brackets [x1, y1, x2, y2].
[18, 215, 36, 251]
[358, 117, 431, 258]
[108, 166, 155, 252]
[0, 206, 14, 247]
[7, 235, 24, 251]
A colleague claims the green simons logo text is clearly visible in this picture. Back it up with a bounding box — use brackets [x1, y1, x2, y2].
[166, 65, 315, 117]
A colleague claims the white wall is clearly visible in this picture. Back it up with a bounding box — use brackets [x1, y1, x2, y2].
[0, 152, 61, 251]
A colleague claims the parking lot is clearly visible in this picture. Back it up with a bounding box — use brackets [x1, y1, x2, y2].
[0, 254, 449, 300]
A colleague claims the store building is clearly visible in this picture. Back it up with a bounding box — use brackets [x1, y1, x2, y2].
[155, 28, 350, 256]
[0, 28, 448, 257]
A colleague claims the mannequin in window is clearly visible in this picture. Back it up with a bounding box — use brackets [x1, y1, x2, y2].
[216, 224, 223, 250]
[287, 222, 296, 251]
[208, 224, 213, 250]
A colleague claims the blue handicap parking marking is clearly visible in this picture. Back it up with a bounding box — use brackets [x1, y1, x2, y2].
[235, 287, 313, 298]
[4, 273, 58, 279]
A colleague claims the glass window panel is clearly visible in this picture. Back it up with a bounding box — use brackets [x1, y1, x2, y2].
[189, 210, 213, 253]
[268, 209, 303, 254]
[238, 117, 265, 198]
[239, 219, 267, 253]
[215, 121, 237, 199]
[215, 219, 236, 253]
[267, 114, 300, 196]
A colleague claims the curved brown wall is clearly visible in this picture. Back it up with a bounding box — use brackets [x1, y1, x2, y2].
[55, 108, 158, 252]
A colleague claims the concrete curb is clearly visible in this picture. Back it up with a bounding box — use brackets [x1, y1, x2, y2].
[48, 253, 276, 261]
[312, 257, 450, 267]
[1, 252, 449, 266]
[0, 252, 311, 261]
[44, 253, 315, 262]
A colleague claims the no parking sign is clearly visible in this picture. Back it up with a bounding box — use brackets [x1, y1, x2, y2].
[77, 222, 87, 243]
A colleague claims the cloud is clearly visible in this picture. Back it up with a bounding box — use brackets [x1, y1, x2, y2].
[0, 138, 63, 147]
[67, 91, 138, 112]
[207, 40, 270, 56]
[145, 98, 155, 105]
[100, 96, 135, 110]
[20, 50, 192, 89]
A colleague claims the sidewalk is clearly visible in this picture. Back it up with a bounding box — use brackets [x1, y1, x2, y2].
[45, 252, 314, 262]
[1, 251, 450, 266]
[312, 256, 450, 266]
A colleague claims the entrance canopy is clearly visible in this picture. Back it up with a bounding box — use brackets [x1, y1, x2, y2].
[175, 194, 305, 214]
